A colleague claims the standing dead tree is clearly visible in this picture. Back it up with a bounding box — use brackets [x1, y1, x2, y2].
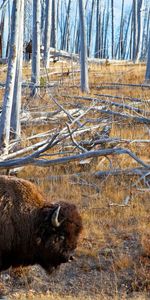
[11, 0, 24, 139]
[111, 0, 114, 59]
[145, 32, 150, 83]
[0, 0, 22, 153]
[43, 0, 52, 68]
[51, 0, 57, 49]
[79, 0, 89, 92]
[31, 0, 41, 96]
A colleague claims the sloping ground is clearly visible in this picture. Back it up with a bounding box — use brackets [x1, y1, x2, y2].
[1, 229, 150, 299]
[0, 62, 150, 299]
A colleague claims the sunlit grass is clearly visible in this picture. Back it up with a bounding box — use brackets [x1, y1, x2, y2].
[0, 61, 150, 299]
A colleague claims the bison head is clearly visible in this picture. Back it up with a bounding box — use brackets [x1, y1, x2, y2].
[35, 202, 82, 274]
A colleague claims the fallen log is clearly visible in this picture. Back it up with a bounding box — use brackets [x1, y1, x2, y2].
[95, 167, 150, 178]
[95, 82, 150, 89]
[0, 147, 149, 169]
[61, 95, 150, 124]
[94, 93, 145, 103]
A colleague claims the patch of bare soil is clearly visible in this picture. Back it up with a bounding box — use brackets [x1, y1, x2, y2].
[0, 232, 150, 299]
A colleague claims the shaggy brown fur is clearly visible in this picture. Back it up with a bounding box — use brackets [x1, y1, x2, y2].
[0, 175, 82, 274]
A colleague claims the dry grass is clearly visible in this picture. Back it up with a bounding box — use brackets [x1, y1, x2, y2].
[0, 61, 150, 299]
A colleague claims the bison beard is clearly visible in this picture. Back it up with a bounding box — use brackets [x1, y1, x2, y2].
[0, 175, 82, 274]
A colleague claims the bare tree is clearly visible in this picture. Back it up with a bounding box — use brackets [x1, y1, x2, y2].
[137, 0, 149, 61]
[95, 0, 101, 58]
[0, 1, 8, 58]
[41, 0, 45, 45]
[0, 0, 21, 152]
[11, 0, 24, 139]
[24, 0, 32, 42]
[123, 6, 132, 59]
[111, 0, 114, 58]
[145, 33, 150, 82]
[136, 0, 143, 59]
[31, 0, 41, 96]
[132, 0, 142, 61]
[119, 0, 124, 59]
[103, 0, 109, 58]
[43, 0, 52, 68]
[61, 0, 72, 51]
[88, 0, 95, 57]
[51, 0, 57, 49]
[79, 0, 89, 92]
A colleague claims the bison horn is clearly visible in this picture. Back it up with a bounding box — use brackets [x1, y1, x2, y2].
[51, 205, 62, 227]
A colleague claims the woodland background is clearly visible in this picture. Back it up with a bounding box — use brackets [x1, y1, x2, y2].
[0, 0, 150, 299]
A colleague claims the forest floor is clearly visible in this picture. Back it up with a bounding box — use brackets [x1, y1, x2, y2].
[0, 59, 150, 300]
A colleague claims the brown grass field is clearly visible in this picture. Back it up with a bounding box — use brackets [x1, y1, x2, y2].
[0, 60, 150, 299]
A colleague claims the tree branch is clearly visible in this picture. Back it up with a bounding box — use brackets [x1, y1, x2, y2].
[0, 147, 149, 169]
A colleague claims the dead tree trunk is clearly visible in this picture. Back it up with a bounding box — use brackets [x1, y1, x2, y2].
[31, 0, 41, 96]
[79, 0, 89, 93]
[11, 0, 24, 139]
[145, 33, 150, 83]
[0, 0, 21, 152]
[43, 0, 52, 68]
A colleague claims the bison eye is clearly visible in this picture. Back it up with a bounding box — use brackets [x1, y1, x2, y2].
[54, 235, 65, 243]
[60, 235, 65, 241]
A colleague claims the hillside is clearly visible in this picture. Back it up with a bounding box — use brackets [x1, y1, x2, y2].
[0, 60, 150, 300]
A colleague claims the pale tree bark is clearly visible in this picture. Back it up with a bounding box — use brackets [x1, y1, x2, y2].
[101, 5, 106, 58]
[79, 0, 89, 93]
[123, 6, 132, 59]
[0, 2, 8, 58]
[24, 0, 32, 42]
[72, 2, 78, 53]
[145, 33, 150, 82]
[88, 0, 95, 57]
[3, 0, 12, 57]
[7, 0, 11, 55]
[132, 0, 142, 61]
[61, 0, 72, 51]
[41, 0, 45, 45]
[0, 0, 21, 152]
[11, 0, 24, 139]
[103, 0, 109, 58]
[131, 0, 136, 61]
[75, 13, 80, 54]
[136, 0, 144, 61]
[137, 0, 150, 61]
[31, 0, 41, 96]
[111, 0, 114, 58]
[51, 0, 57, 49]
[0, 8, 5, 58]
[95, 0, 100, 58]
[136, 0, 143, 58]
[43, 0, 52, 68]
[146, 9, 150, 50]
[119, 0, 124, 59]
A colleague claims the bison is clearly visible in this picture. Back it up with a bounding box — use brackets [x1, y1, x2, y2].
[0, 175, 82, 274]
